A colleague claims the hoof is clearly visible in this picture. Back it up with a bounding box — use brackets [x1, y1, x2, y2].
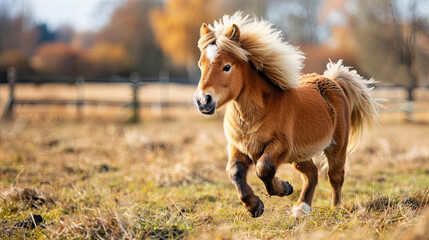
[291, 202, 311, 217]
[250, 198, 264, 218]
[281, 181, 293, 196]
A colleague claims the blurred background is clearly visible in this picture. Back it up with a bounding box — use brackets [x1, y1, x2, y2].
[0, 0, 428, 121]
[1, 1, 429, 238]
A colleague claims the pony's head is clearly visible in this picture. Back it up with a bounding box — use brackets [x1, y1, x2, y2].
[193, 12, 305, 115]
[193, 23, 245, 115]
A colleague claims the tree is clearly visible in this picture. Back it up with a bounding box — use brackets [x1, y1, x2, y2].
[267, 0, 326, 44]
[96, 0, 164, 77]
[341, 0, 429, 121]
[89, 42, 133, 75]
[0, 0, 37, 74]
[352, 0, 428, 98]
[56, 25, 75, 44]
[149, 0, 223, 80]
[31, 42, 90, 76]
[0, 50, 30, 69]
[149, 0, 269, 81]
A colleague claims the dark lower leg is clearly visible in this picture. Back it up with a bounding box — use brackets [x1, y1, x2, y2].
[227, 161, 264, 217]
[256, 159, 293, 197]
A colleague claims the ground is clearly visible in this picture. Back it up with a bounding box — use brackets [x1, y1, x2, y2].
[0, 113, 428, 239]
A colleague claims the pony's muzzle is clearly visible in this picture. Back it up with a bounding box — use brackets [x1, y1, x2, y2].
[194, 91, 216, 115]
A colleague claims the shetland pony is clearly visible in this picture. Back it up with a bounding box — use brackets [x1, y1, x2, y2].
[193, 12, 379, 218]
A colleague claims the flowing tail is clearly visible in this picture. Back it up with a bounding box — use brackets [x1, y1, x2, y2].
[323, 60, 381, 151]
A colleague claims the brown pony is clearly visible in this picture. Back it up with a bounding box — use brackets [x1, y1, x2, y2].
[193, 12, 379, 218]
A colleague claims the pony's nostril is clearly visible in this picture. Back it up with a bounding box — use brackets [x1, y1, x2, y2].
[205, 94, 212, 104]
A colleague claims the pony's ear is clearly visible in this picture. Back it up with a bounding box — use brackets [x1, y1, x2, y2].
[226, 24, 240, 42]
[200, 23, 211, 37]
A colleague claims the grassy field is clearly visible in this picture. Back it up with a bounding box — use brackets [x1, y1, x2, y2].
[1, 114, 428, 239]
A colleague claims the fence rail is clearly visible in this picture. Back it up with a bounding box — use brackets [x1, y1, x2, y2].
[2, 67, 429, 122]
[1, 67, 195, 122]
[13, 99, 193, 108]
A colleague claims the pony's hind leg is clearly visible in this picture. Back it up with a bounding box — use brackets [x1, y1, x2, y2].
[291, 159, 318, 216]
[324, 143, 347, 207]
[321, 84, 349, 207]
[227, 146, 264, 218]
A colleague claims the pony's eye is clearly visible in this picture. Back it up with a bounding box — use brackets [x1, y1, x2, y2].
[223, 65, 231, 72]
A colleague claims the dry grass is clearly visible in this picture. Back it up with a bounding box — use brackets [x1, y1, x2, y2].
[0, 114, 429, 239]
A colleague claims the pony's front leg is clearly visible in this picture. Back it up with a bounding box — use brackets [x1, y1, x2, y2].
[226, 146, 264, 218]
[256, 140, 293, 197]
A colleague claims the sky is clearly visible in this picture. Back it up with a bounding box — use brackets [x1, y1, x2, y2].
[27, 0, 121, 31]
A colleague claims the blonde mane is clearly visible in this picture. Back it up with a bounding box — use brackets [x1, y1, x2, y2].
[198, 12, 305, 89]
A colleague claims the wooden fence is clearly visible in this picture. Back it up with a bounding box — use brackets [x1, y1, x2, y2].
[1, 67, 195, 122]
[1, 67, 429, 122]
[372, 87, 429, 122]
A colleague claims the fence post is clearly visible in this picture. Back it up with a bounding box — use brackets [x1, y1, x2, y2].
[404, 101, 415, 122]
[76, 75, 85, 120]
[129, 72, 140, 123]
[159, 69, 169, 118]
[405, 87, 415, 122]
[2, 67, 16, 120]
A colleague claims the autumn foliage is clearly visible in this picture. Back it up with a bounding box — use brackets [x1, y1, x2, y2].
[89, 42, 133, 74]
[95, 0, 164, 77]
[30, 42, 134, 76]
[149, 0, 222, 67]
[31, 43, 90, 76]
[0, 0, 427, 85]
[0, 50, 30, 72]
